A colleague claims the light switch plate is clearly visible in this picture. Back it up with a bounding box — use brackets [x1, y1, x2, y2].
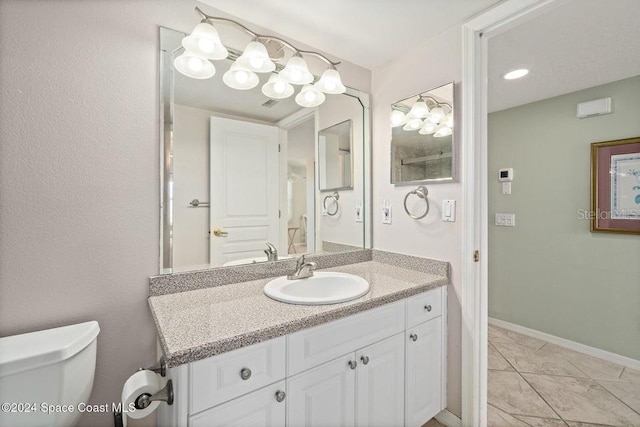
[442, 200, 456, 222]
[382, 201, 392, 225]
[495, 213, 515, 227]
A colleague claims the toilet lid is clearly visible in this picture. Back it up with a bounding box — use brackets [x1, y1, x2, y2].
[0, 321, 100, 378]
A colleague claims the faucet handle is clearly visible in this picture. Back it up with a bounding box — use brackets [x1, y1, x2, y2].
[295, 254, 306, 268]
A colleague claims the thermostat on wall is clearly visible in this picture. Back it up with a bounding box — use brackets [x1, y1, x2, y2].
[498, 168, 513, 182]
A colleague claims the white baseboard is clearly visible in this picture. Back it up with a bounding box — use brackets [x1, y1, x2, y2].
[489, 317, 640, 371]
[434, 409, 462, 427]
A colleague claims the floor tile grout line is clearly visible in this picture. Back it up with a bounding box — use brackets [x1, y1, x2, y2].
[593, 377, 640, 418]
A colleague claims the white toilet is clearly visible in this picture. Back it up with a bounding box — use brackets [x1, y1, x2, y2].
[0, 321, 100, 427]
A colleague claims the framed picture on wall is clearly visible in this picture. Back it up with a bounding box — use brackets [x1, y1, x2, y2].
[590, 136, 640, 234]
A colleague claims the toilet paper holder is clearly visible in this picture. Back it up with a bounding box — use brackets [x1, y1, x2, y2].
[140, 355, 167, 377]
[134, 379, 174, 410]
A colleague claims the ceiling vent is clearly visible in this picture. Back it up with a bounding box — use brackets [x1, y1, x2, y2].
[262, 99, 280, 108]
[577, 97, 612, 119]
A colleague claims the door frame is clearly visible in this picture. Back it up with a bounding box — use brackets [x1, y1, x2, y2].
[459, 0, 564, 425]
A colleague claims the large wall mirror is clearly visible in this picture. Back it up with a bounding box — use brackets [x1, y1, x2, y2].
[390, 82, 454, 183]
[159, 26, 370, 274]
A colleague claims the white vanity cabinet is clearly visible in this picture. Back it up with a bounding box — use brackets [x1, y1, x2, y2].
[158, 286, 447, 427]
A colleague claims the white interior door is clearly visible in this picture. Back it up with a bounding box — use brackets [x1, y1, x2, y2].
[210, 117, 280, 266]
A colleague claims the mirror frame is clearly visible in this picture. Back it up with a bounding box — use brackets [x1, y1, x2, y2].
[390, 81, 456, 185]
[158, 27, 372, 274]
[318, 119, 354, 192]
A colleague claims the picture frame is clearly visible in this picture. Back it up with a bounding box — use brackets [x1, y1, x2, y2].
[590, 136, 640, 234]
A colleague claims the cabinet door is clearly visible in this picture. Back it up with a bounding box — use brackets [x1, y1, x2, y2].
[287, 353, 356, 427]
[405, 317, 442, 427]
[189, 381, 286, 427]
[356, 333, 405, 427]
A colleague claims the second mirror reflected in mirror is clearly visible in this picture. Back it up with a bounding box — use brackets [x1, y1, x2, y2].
[391, 82, 454, 184]
[160, 27, 368, 274]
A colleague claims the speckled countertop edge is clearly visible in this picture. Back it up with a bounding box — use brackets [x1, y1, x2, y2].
[149, 258, 449, 367]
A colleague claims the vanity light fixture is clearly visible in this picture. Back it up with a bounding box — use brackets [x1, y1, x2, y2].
[262, 74, 295, 99]
[174, 7, 346, 107]
[503, 68, 529, 80]
[392, 94, 453, 136]
[295, 84, 326, 107]
[315, 66, 346, 94]
[433, 123, 452, 138]
[223, 63, 259, 90]
[418, 122, 437, 135]
[279, 54, 314, 85]
[427, 106, 445, 124]
[181, 21, 229, 60]
[236, 40, 276, 73]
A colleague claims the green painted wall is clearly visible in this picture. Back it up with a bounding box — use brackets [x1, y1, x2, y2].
[488, 75, 640, 360]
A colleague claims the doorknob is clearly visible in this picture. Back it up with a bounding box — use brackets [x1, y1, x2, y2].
[212, 228, 228, 237]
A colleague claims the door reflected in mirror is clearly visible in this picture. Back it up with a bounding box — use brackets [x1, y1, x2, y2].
[390, 82, 454, 184]
[319, 120, 353, 191]
[160, 27, 369, 274]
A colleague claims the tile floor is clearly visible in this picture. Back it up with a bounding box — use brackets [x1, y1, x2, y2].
[489, 324, 640, 426]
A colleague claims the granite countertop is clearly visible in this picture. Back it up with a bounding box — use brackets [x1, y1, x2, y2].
[149, 260, 448, 367]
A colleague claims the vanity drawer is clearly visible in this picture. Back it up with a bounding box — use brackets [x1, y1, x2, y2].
[287, 300, 405, 376]
[189, 336, 286, 414]
[406, 287, 443, 329]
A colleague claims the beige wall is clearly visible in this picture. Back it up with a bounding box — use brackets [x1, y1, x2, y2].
[0, 1, 370, 426]
[372, 26, 463, 416]
[488, 75, 640, 359]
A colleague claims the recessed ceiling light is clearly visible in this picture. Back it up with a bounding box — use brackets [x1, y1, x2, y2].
[503, 69, 529, 80]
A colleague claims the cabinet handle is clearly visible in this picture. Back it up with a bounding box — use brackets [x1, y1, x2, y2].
[348, 360, 358, 370]
[410, 333, 418, 342]
[275, 390, 286, 402]
[240, 368, 252, 380]
[424, 304, 432, 312]
[360, 355, 369, 365]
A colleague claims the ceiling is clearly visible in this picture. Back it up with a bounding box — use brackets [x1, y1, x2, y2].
[488, 0, 640, 112]
[199, 0, 502, 69]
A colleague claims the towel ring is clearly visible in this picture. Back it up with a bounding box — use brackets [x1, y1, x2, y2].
[323, 192, 340, 216]
[403, 186, 429, 219]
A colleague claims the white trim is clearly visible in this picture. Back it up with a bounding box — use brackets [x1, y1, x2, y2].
[461, 1, 565, 425]
[435, 409, 462, 427]
[489, 318, 640, 371]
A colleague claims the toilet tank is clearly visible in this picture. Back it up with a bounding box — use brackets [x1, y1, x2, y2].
[0, 321, 100, 427]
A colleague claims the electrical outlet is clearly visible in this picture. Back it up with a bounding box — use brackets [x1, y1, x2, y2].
[495, 213, 515, 227]
[355, 200, 363, 223]
[382, 201, 392, 225]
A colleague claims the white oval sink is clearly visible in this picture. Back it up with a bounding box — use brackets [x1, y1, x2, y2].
[264, 272, 370, 305]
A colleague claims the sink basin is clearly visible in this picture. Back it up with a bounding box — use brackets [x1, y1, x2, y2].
[264, 272, 370, 305]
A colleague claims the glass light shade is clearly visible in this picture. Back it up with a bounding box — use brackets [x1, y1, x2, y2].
[262, 74, 294, 99]
[295, 84, 326, 107]
[315, 68, 346, 94]
[434, 124, 453, 137]
[182, 22, 228, 60]
[428, 106, 445, 124]
[408, 99, 429, 119]
[403, 117, 423, 131]
[445, 112, 453, 128]
[279, 55, 314, 85]
[390, 110, 407, 127]
[236, 41, 276, 73]
[223, 63, 259, 90]
[173, 52, 215, 79]
[418, 122, 437, 135]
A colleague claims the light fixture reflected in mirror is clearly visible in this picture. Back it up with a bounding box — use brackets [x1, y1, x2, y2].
[419, 122, 437, 135]
[223, 63, 259, 90]
[173, 51, 216, 79]
[434, 123, 452, 137]
[262, 74, 294, 99]
[408, 96, 429, 119]
[403, 117, 423, 131]
[391, 110, 407, 127]
[295, 84, 325, 107]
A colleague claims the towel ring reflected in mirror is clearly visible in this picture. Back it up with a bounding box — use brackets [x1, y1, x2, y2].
[323, 191, 340, 216]
[403, 186, 429, 219]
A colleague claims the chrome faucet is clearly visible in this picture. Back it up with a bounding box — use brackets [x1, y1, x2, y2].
[287, 255, 316, 280]
[264, 242, 278, 262]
